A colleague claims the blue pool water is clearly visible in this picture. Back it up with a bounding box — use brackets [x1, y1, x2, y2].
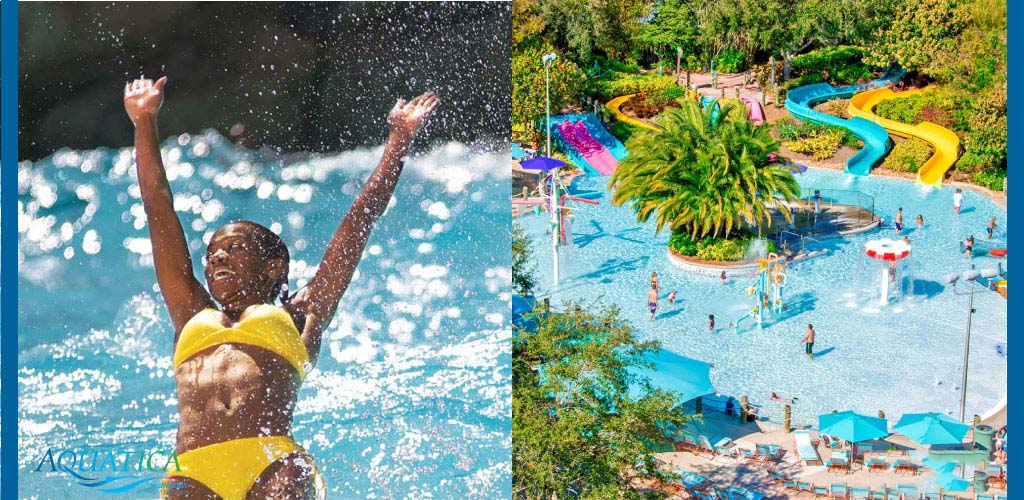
[522, 168, 1007, 426]
[18, 131, 511, 498]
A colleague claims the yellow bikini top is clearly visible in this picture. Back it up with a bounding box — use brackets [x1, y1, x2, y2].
[174, 304, 309, 381]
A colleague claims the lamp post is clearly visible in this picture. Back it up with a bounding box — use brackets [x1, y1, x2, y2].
[942, 267, 1000, 422]
[542, 52, 559, 287]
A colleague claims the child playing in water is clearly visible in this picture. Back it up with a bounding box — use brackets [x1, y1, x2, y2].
[988, 217, 997, 239]
[965, 235, 975, 259]
[668, 289, 677, 304]
[895, 207, 903, 236]
[125, 76, 438, 498]
[720, 270, 727, 284]
[708, 314, 715, 332]
[647, 285, 659, 320]
[917, 214, 924, 229]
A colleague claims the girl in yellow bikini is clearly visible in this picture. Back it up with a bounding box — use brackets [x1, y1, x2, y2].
[124, 76, 438, 499]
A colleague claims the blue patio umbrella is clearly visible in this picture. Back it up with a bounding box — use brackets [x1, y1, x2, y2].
[894, 413, 970, 445]
[626, 349, 715, 403]
[512, 142, 531, 160]
[818, 411, 889, 443]
[520, 156, 566, 172]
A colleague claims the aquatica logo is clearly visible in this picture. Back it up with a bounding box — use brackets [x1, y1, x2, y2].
[32, 447, 185, 494]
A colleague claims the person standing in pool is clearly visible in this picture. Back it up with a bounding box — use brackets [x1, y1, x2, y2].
[813, 190, 822, 214]
[651, 271, 659, 292]
[965, 235, 975, 260]
[708, 314, 715, 332]
[917, 214, 924, 229]
[803, 324, 815, 360]
[953, 188, 964, 215]
[895, 207, 903, 236]
[647, 285, 658, 320]
[988, 216, 997, 239]
[125, 76, 439, 499]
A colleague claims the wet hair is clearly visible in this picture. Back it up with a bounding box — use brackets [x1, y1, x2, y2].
[226, 220, 290, 294]
[808, 324, 813, 329]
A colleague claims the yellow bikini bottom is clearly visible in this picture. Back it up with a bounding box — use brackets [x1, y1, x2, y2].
[164, 436, 324, 500]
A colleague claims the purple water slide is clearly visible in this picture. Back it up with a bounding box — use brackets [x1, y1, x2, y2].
[556, 121, 619, 175]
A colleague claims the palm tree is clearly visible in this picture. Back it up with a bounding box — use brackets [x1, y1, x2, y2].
[610, 99, 800, 240]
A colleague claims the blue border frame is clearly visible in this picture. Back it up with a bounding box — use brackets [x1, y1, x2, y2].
[1, 0, 18, 496]
[1006, 0, 1017, 441]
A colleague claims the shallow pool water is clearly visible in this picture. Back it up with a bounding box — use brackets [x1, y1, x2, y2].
[522, 168, 1006, 427]
[18, 130, 511, 498]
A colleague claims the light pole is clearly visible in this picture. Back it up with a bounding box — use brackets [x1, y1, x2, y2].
[542, 52, 559, 287]
[942, 267, 1000, 422]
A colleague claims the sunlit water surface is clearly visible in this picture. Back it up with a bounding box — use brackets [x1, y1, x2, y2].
[18, 130, 511, 499]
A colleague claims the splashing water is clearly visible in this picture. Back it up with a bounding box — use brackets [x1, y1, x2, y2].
[18, 130, 512, 498]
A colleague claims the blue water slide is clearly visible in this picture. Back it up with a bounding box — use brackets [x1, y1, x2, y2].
[700, 97, 722, 123]
[552, 114, 628, 161]
[784, 64, 905, 176]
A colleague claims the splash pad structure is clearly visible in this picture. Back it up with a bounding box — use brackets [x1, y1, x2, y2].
[512, 156, 600, 287]
[734, 253, 789, 333]
[862, 238, 914, 306]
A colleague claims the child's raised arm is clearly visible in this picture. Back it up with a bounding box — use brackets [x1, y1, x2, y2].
[291, 92, 439, 362]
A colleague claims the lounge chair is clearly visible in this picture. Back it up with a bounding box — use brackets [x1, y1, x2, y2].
[921, 493, 939, 500]
[850, 485, 870, 500]
[767, 443, 782, 461]
[976, 495, 994, 500]
[941, 495, 960, 500]
[794, 430, 823, 465]
[993, 495, 1007, 500]
[866, 453, 887, 473]
[782, 480, 798, 492]
[896, 484, 918, 500]
[698, 435, 717, 459]
[829, 482, 848, 499]
[885, 488, 900, 500]
[715, 487, 731, 500]
[814, 484, 829, 497]
[827, 450, 850, 474]
[798, 482, 814, 495]
[821, 433, 841, 449]
[869, 487, 887, 500]
[893, 459, 918, 475]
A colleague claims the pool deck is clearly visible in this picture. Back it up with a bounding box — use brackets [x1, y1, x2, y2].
[650, 409, 1007, 499]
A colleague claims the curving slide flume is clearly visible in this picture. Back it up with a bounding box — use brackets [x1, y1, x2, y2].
[606, 93, 767, 132]
[554, 120, 619, 175]
[784, 64, 905, 176]
[847, 88, 960, 186]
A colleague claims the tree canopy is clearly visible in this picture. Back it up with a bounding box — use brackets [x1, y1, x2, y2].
[512, 44, 587, 125]
[610, 99, 800, 239]
[513, 303, 689, 500]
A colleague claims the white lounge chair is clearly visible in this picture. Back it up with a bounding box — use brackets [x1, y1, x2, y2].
[794, 429, 822, 465]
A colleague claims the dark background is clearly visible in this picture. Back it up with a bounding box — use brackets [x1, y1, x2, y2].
[19, 2, 511, 160]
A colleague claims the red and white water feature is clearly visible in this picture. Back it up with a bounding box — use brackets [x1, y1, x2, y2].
[864, 239, 912, 306]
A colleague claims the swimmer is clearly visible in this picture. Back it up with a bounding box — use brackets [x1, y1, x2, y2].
[917, 214, 923, 229]
[965, 235, 975, 260]
[803, 324, 815, 360]
[895, 207, 903, 235]
[668, 289, 677, 304]
[953, 188, 964, 215]
[647, 285, 658, 320]
[988, 216, 997, 239]
[125, 76, 439, 498]
[720, 270, 727, 284]
[708, 314, 715, 332]
[770, 392, 797, 403]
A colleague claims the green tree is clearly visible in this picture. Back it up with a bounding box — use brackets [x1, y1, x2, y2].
[513, 45, 586, 126]
[513, 0, 546, 51]
[867, 0, 973, 80]
[513, 222, 538, 296]
[540, 0, 650, 64]
[610, 99, 800, 239]
[636, 0, 699, 66]
[513, 302, 688, 500]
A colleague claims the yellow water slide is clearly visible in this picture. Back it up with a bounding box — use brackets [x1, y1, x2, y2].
[605, 94, 663, 132]
[847, 88, 960, 186]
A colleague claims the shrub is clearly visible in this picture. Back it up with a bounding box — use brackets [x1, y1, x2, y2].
[589, 73, 677, 101]
[609, 119, 637, 144]
[814, 98, 849, 118]
[875, 94, 928, 124]
[785, 128, 846, 160]
[773, 118, 802, 141]
[882, 138, 933, 172]
[696, 238, 745, 261]
[715, 48, 746, 73]
[669, 232, 699, 256]
[971, 169, 1006, 191]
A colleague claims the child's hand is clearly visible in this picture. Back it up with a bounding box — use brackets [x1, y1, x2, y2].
[124, 76, 167, 125]
[387, 92, 440, 139]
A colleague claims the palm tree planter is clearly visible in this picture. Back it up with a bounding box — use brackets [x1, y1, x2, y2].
[610, 99, 801, 263]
